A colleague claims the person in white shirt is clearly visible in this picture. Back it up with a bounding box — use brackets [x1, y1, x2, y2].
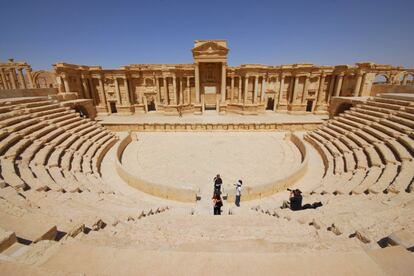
[234, 180, 242, 207]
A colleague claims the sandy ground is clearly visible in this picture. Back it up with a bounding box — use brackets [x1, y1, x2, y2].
[122, 132, 302, 194]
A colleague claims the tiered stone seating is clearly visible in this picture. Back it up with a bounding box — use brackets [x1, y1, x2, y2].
[0, 97, 117, 195]
[305, 95, 414, 194]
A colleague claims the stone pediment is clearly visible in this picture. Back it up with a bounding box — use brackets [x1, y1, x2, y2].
[192, 40, 229, 62]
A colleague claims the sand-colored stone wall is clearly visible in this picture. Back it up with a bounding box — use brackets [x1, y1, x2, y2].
[371, 84, 414, 96]
[226, 132, 308, 201]
[115, 134, 198, 202]
[0, 88, 58, 99]
[102, 122, 322, 132]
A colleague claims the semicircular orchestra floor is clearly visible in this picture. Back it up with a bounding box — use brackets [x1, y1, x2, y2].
[121, 132, 302, 192]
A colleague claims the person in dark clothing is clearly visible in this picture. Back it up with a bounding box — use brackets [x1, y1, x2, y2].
[212, 192, 223, 215]
[281, 189, 303, 211]
[213, 174, 223, 194]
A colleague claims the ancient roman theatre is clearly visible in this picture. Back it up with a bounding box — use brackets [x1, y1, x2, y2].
[0, 40, 413, 275]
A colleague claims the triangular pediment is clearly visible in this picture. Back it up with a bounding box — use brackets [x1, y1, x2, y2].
[192, 41, 228, 52]
[192, 40, 229, 61]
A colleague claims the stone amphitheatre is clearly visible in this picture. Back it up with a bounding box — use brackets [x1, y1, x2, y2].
[0, 40, 413, 275]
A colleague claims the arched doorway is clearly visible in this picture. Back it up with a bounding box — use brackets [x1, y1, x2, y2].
[333, 102, 353, 117]
[73, 105, 89, 118]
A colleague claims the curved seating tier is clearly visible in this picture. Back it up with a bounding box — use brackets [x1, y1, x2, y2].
[305, 96, 414, 195]
[0, 97, 118, 194]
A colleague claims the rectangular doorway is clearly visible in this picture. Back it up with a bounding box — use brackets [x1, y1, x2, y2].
[110, 102, 117, 113]
[306, 100, 313, 112]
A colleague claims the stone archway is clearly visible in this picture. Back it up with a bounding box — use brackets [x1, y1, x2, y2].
[333, 102, 353, 117]
[373, 74, 389, 84]
[73, 105, 89, 118]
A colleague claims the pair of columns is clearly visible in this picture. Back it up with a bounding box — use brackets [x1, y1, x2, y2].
[330, 72, 365, 98]
[240, 75, 267, 104]
[0, 67, 34, 89]
[160, 76, 192, 105]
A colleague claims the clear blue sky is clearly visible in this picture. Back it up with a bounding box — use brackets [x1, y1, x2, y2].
[1, 0, 413, 70]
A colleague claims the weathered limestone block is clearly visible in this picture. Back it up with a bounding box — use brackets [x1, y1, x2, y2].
[386, 229, 414, 250]
[67, 223, 85, 238]
[354, 230, 371, 244]
[0, 228, 17, 253]
[33, 225, 57, 243]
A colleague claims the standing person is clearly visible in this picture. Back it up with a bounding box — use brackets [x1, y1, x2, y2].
[212, 193, 223, 215]
[213, 174, 223, 194]
[234, 180, 242, 207]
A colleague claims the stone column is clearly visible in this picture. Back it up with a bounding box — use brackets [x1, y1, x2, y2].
[334, 73, 344, 97]
[87, 77, 96, 105]
[98, 76, 108, 110]
[114, 77, 122, 104]
[186, 77, 190, 104]
[124, 77, 131, 105]
[358, 73, 366, 96]
[353, 72, 363, 97]
[316, 73, 326, 104]
[195, 63, 200, 103]
[221, 62, 226, 103]
[302, 74, 310, 104]
[274, 74, 285, 111]
[288, 76, 295, 103]
[77, 76, 85, 98]
[9, 70, 17, 89]
[26, 68, 34, 88]
[244, 76, 249, 104]
[173, 76, 177, 105]
[62, 74, 70, 92]
[179, 77, 184, 104]
[230, 76, 235, 102]
[17, 68, 26, 89]
[0, 69, 8, 89]
[156, 77, 161, 103]
[292, 75, 299, 103]
[81, 76, 91, 99]
[261, 76, 266, 103]
[163, 77, 167, 104]
[327, 74, 336, 103]
[253, 75, 258, 103]
[238, 77, 242, 103]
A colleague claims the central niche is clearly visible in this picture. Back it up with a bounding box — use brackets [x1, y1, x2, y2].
[200, 62, 222, 107]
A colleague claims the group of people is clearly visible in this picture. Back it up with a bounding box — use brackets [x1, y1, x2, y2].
[210, 174, 320, 215]
[212, 174, 243, 215]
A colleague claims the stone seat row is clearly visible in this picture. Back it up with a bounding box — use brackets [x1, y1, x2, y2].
[0, 98, 117, 195]
[0, 186, 169, 250]
[254, 193, 414, 250]
[304, 96, 414, 195]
